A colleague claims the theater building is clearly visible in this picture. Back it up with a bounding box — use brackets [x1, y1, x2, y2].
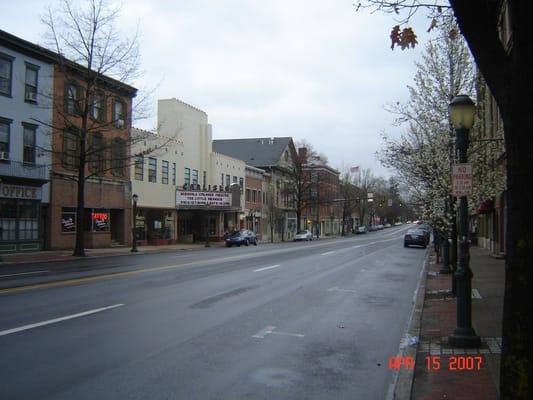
[131, 98, 245, 244]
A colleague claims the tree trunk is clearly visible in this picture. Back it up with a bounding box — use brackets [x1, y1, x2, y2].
[73, 146, 86, 257]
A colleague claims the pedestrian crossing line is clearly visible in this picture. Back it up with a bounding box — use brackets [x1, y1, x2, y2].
[320, 251, 335, 256]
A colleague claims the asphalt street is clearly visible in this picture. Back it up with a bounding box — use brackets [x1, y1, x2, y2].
[0, 225, 427, 400]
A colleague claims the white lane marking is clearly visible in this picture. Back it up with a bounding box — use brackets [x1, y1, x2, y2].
[351, 245, 362, 249]
[271, 331, 305, 338]
[252, 325, 304, 339]
[328, 287, 357, 293]
[254, 264, 281, 272]
[472, 288, 482, 299]
[0, 270, 49, 278]
[0, 304, 125, 337]
[320, 251, 335, 256]
[252, 325, 276, 338]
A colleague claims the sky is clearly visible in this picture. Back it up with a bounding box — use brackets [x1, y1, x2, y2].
[1, 0, 434, 177]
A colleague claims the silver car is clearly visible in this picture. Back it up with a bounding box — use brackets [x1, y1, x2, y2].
[294, 230, 313, 241]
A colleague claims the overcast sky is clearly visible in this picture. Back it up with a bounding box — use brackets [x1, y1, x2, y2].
[2, 0, 434, 177]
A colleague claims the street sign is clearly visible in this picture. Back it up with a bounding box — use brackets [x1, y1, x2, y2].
[452, 163, 473, 197]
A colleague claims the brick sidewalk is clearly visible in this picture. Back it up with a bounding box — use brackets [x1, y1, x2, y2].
[411, 247, 504, 399]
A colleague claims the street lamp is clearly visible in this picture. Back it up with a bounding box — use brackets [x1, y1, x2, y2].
[131, 194, 139, 253]
[448, 94, 480, 348]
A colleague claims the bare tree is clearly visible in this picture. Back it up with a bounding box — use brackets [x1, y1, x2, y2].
[40, 0, 167, 256]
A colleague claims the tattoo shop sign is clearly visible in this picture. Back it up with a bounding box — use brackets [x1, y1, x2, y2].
[176, 190, 231, 207]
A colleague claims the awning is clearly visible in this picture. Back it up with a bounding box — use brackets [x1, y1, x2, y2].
[477, 199, 494, 214]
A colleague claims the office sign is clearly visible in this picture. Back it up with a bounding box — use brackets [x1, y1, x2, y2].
[452, 163, 473, 197]
[0, 184, 42, 200]
[176, 190, 231, 207]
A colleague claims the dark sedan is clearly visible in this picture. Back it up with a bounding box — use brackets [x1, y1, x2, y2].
[225, 230, 258, 247]
[404, 228, 428, 248]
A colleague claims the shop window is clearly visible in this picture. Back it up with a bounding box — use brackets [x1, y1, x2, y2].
[24, 63, 39, 102]
[62, 129, 80, 169]
[111, 137, 126, 176]
[134, 155, 144, 180]
[192, 169, 198, 185]
[0, 53, 13, 97]
[61, 207, 77, 233]
[148, 157, 157, 182]
[88, 209, 110, 232]
[91, 91, 105, 122]
[162, 160, 169, 184]
[0, 199, 17, 241]
[0, 117, 11, 154]
[0, 199, 38, 241]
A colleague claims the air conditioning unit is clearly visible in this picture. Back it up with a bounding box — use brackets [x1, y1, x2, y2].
[0, 152, 9, 161]
[116, 119, 125, 128]
[25, 92, 37, 101]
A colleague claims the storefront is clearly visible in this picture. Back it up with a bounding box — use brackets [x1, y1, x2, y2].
[134, 208, 177, 245]
[0, 183, 42, 252]
[176, 189, 241, 243]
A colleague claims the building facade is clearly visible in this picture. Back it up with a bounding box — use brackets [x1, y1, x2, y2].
[48, 62, 137, 250]
[0, 30, 54, 252]
[131, 98, 245, 244]
[213, 137, 298, 242]
[244, 165, 264, 238]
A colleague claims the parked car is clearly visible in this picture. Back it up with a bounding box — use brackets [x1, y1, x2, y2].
[356, 226, 367, 234]
[385, 223, 392, 228]
[376, 224, 384, 230]
[225, 230, 257, 247]
[404, 228, 428, 248]
[418, 224, 432, 245]
[294, 230, 313, 241]
[406, 220, 412, 224]
[368, 225, 378, 232]
[394, 222, 402, 226]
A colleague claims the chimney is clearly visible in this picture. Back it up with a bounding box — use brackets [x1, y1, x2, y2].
[298, 147, 308, 164]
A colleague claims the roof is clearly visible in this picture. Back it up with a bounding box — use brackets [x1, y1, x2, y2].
[0, 29, 137, 97]
[212, 137, 294, 168]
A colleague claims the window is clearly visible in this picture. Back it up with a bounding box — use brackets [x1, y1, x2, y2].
[192, 169, 198, 185]
[258, 190, 262, 204]
[239, 177, 244, 189]
[203, 171, 207, 188]
[24, 63, 39, 102]
[221, 173, 224, 187]
[246, 189, 251, 202]
[111, 138, 125, 176]
[22, 123, 37, 164]
[172, 163, 176, 185]
[88, 133, 104, 173]
[91, 91, 105, 121]
[162, 160, 169, 184]
[184, 168, 191, 185]
[113, 99, 126, 128]
[61, 207, 76, 233]
[89, 209, 110, 232]
[148, 157, 157, 182]
[0, 117, 11, 154]
[233, 176, 237, 184]
[62, 130, 79, 169]
[252, 190, 257, 202]
[225, 174, 230, 188]
[134, 155, 144, 180]
[65, 82, 80, 114]
[0, 54, 13, 96]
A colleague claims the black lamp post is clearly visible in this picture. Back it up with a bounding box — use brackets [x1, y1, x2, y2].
[131, 194, 138, 253]
[448, 94, 480, 348]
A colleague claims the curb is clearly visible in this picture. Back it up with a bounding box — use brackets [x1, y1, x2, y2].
[390, 249, 431, 400]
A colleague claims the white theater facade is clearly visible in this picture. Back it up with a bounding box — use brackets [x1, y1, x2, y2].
[130, 98, 245, 245]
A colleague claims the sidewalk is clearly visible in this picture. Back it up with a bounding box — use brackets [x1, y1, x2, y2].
[0, 242, 226, 265]
[410, 246, 504, 399]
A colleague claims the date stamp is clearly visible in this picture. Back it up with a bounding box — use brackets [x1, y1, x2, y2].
[387, 355, 484, 371]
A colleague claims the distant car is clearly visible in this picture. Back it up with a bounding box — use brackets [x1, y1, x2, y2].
[385, 223, 392, 228]
[394, 222, 402, 226]
[368, 225, 378, 232]
[226, 230, 257, 247]
[294, 230, 313, 241]
[376, 224, 384, 230]
[356, 226, 367, 234]
[404, 228, 428, 248]
[406, 220, 412, 224]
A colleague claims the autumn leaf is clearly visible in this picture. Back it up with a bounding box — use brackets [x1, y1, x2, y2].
[400, 27, 418, 50]
[449, 28, 458, 40]
[390, 25, 401, 50]
[427, 18, 438, 33]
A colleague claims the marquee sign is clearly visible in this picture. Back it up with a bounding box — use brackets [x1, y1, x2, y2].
[176, 190, 232, 207]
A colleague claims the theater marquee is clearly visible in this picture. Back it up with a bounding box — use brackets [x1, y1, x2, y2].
[176, 190, 231, 207]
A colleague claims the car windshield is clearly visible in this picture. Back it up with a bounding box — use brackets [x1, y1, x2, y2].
[296, 231, 308, 234]
[230, 232, 242, 237]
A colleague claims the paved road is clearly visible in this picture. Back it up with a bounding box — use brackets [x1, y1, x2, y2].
[0, 226, 427, 399]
